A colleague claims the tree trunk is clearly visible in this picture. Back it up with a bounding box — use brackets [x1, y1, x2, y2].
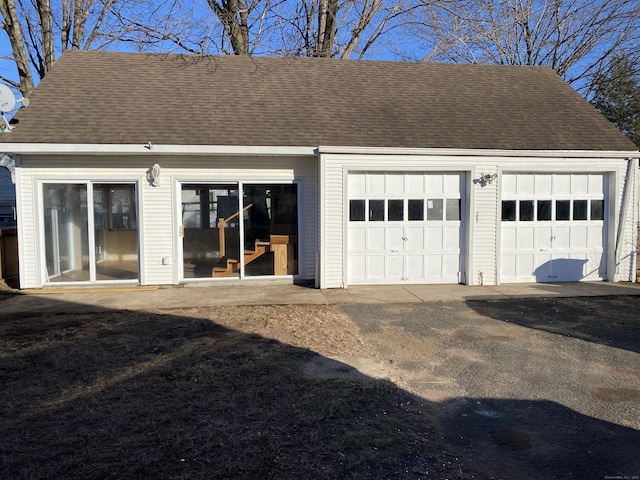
[315, 0, 338, 57]
[207, 0, 250, 55]
[36, 0, 55, 72]
[0, 0, 35, 97]
[72, 0, 95, 49]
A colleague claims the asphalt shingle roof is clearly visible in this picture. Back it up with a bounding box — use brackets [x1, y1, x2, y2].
[2, 50, 637, 151]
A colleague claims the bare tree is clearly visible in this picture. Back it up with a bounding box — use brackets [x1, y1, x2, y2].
[0, 0, 128, 97]
[273, 0, 411, 58]
[112, 0, 412, 58]
[0, 0, 35, 95]
[409, 0, 640, 95]
[110, 0, 277, 55]
[205, 0, 251, 55]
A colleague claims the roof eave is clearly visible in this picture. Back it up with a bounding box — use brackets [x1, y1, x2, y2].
[318, 145, 640, 159]
[2, 143, 638, 159]
[1, 143, 319, 156]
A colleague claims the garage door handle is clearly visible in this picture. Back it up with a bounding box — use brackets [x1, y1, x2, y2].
[391, 249, 400, 252]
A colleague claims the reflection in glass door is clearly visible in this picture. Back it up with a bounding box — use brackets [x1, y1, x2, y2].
[182, 184, 240, 278]
[243, 184, 298, 276]
[93, 184, 139, 280]
[43, 182, 139, 283]
[181, 183, 299, 279]
[44, 184, 90, 282]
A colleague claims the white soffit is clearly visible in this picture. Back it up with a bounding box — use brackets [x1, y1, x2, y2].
[0, 144, 318, 156]
[317, 146, 640, 159]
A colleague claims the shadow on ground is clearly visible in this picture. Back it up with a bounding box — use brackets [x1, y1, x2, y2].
[0, 295, 464, 479]
[439, 396, 639, 480]
[467, 295, 640, 354]
[1, 293, 639, 479]
[341, 297, 640, 480]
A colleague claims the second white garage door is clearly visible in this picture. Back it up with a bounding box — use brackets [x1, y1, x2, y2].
[500, 173, 607, 283]
[348, 172, 465, 285]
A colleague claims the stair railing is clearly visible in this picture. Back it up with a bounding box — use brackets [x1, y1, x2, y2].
[218, 202, 254, 258]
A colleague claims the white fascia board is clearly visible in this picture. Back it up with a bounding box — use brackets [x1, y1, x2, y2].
[317, 146, 640, 159]
[0, 143, 318, 156]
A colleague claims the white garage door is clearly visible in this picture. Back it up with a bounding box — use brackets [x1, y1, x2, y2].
[348, 172, 465, 285]
[500, 173, 607, 283]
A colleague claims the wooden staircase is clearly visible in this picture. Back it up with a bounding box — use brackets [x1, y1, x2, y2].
[212, 240, 270, 277]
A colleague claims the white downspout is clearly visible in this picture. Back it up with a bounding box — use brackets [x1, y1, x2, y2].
[317, 151, 325, 289]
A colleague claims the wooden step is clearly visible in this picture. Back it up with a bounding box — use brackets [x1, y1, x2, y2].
[212, 258, 239, 277]
[212, 240, 271, 277]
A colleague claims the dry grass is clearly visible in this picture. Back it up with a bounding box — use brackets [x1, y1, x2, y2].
[0, 302, 471, 479]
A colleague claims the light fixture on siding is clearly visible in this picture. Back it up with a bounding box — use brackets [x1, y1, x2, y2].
[475, 172, 498, 186]
[147, 163, 161, 187]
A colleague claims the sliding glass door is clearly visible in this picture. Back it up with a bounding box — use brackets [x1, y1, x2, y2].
[43, 182, 139, 283]
[182, 183, 240, 279]
[44, 184, 90, 281]
[243, 184, 298, 276]
[93, 184, 139, 280]
[181, 182, 298, 280]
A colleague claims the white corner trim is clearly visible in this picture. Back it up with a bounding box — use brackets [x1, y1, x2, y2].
[317, 146, 640, 159]
[1, 143, 318, 156]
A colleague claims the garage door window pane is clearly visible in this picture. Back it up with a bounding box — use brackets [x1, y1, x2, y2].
[590, 200, 604, 220]
[446, 199, 460, 221]
[537, 200, 552, 221]
[350, 200, 365, 221]
[388, 200, 404, 221]
[556, 200, 571, 221]
[502, 201, 516, 221]
[427, 199, 443, 220]
[408, 199, 424, 221]
[573, 200, 588, 220]
[369, 200, 385, 221]
[519, 201, 534, 221]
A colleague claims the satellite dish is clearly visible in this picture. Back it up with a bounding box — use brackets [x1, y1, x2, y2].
[0, 84, 16, 112]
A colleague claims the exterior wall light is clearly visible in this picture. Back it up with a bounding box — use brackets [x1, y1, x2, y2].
[147, 163, 161, 187]
[475, 173, 498, 186]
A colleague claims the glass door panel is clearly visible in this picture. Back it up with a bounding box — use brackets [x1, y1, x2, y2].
[43, 184, 90, 282]
[182, 183, 240, 278]
[243, 184, 298, 276]
[93, 184, 139, 280]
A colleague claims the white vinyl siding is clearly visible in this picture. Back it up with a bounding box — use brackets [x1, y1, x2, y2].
[14, 150, 637, 289]
[169, 156, 317, 283]
[613, 158, 637, 282]
[16, 154, 317, 288]
[321, 153, 474, 288]
[471, 168, 499, 286]
[320, 152, 636, 288]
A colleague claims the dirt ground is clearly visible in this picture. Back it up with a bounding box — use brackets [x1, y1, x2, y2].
[1, 291, 639, 479]
[340, 297, 640, 480]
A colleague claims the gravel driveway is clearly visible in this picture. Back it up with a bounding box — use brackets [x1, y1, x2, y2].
[341, 296, 640, 480]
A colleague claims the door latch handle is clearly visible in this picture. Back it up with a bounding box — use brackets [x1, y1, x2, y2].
[401, 236, 408, 241]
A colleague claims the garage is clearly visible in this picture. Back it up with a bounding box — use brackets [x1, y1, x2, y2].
[500, 173, 607, 283]
[347, 172, 465, 285]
